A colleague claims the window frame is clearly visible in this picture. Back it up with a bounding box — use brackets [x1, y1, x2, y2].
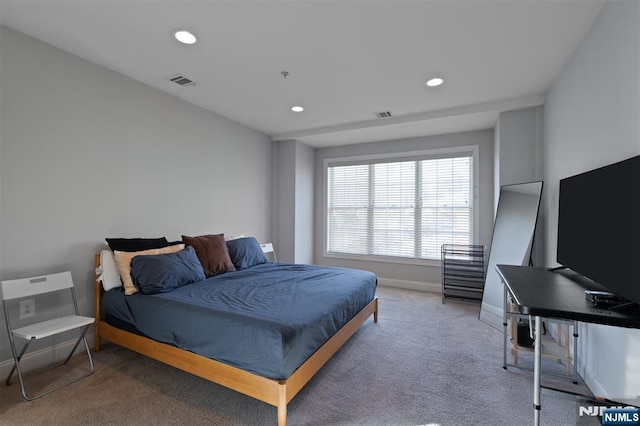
[323, 145, 480, 267]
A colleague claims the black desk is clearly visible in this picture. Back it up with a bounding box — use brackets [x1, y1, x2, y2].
[495, 265, 640, 426]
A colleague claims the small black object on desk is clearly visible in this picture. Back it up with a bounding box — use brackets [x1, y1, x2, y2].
[584, 290, 633, 309]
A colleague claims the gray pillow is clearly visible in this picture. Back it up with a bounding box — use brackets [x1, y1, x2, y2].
[226, 237, 268, 270]
[130, 246, 205, 294]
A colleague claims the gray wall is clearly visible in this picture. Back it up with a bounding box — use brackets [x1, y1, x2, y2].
[294, 142, 315, 264]
[314, 130, 494, 290]
[274, 139, 314, 264]
[275, 140, 297, 263]
[0, 27, 273, 361]
[494, 106, 545, 265]
[543, 0, 639, 400]
[494, 107, 544, 210]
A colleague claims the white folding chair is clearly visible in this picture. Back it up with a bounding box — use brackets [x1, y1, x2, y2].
[260, 242, 278, 262]
[1, 271, 95, 400]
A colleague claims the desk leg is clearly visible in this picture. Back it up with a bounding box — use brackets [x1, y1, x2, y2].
[572, 321, 579, 384]
[503, 281, 508, 369]
[533, 315, 542, 426]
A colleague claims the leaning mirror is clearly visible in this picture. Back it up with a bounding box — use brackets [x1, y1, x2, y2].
[479, 181, 543, 330]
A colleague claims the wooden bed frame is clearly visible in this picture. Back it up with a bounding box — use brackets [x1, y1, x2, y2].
[93, 254, 378, 425]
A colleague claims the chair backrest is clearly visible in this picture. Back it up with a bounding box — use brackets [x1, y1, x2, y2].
[260, 243, 274, 255]
[260, 243, 277, 262]
[1, 271, 74, 301]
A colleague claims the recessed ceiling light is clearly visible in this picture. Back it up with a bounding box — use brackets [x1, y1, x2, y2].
[291, 106, 304, 112]
[174, 30, 197, 45]
[426, 77, 444, 87]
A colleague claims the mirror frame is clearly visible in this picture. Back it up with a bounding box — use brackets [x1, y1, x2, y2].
[479, 181, 543, 330]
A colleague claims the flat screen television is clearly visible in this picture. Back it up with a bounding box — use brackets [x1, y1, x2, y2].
[557, 155, 640, 306]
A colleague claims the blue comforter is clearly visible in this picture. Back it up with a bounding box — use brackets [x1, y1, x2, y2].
[103, 262, 377, 379]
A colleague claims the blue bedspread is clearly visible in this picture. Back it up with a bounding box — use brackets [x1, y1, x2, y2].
[103, 262, 377, 379]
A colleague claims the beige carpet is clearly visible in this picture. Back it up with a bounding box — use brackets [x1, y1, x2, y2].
[0, 286, 599, 425]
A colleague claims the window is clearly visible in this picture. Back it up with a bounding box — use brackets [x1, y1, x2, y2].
[326, 148, 476, 262]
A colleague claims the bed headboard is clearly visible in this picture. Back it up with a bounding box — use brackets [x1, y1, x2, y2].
[93, 253, 103, 350]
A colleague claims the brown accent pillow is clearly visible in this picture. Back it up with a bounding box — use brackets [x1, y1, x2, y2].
[181, 234, 236, 277]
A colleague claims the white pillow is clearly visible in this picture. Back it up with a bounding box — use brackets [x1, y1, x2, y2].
[99, 250, 122, 291]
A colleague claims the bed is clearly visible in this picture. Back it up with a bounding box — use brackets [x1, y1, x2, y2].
[93, 239, 378, 426]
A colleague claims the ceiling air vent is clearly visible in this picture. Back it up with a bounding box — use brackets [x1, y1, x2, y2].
[374, 111, 393, 119]
[167, 73, 196, 87]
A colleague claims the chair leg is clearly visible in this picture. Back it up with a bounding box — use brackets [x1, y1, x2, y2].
[5, 338, 33, 386]
[82, 336, 95, 372]
[7, 330, 95, 401]
[62, 325, 91, 365]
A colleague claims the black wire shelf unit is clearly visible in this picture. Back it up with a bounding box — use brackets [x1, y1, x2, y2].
[441, 244, 486, 303]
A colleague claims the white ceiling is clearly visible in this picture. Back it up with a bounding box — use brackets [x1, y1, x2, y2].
[0, 0, 606, 147]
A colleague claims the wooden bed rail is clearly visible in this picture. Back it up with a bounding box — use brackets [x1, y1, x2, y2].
[93, 253, 103, 352]
[93, 252, 378, 426]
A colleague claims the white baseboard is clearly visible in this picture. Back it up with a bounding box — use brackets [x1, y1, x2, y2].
[580, 364, 610, 400]
[0, 332, 95, 379]
[578, 358, 639, 405]
[377, 277, 441, 293]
